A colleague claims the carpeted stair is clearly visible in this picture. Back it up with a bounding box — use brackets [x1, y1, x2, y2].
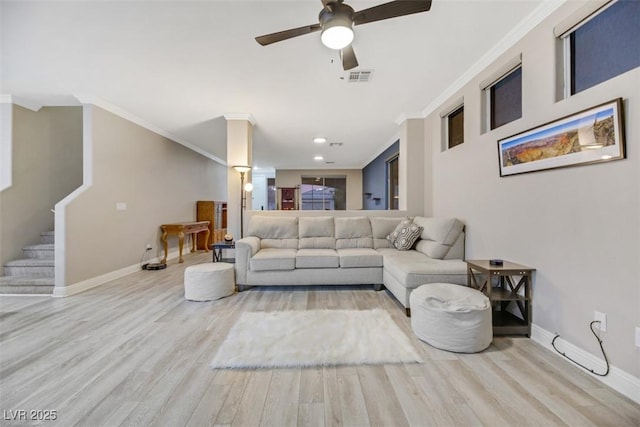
[0, 231, 55, 295]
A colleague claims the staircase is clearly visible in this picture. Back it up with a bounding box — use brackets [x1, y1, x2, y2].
[0, 231, 55, 295]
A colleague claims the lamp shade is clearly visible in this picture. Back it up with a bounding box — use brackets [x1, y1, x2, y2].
[232, 165, 251, 174]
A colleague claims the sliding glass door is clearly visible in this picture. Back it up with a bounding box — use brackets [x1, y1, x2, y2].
[300, 176, 346, 210]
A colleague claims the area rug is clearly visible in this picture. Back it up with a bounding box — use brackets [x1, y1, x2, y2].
[210, 309, 422, 369]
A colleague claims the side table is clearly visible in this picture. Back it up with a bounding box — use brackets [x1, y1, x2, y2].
[211, 241, 235, 263]
[160, 221, 210, 264]
[466, 260, 535, 337]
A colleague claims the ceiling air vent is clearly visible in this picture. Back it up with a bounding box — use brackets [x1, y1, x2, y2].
[348, 70, 373, 83]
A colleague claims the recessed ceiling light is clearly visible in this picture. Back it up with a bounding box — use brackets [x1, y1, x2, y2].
[313, 137, 327, 144]
[314, 155, 324, 161]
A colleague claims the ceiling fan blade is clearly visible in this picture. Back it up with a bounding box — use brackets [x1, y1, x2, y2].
[340, 45, 358, 70]
[353, 0, 432, 26]
[255, 23, 321, 46]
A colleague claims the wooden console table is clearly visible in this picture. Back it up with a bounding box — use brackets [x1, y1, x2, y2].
[160, 221, 210, 263]
[466, 260, 535, 336]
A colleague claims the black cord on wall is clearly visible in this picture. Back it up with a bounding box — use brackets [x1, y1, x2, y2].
[551, 320, 610, 377]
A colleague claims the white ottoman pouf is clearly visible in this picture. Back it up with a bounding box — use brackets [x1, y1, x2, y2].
[410, 283, 492, 353]
[184, 262, 235, 301]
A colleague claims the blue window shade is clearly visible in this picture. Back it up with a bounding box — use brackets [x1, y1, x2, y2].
[571, 0, 640, 94]
[490, 67, 522, 130]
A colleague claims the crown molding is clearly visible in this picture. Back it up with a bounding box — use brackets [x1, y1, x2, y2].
[223, 113, 257, 126]
[394, 112, 424, 126]
[360, 132, 400, 169]
[74, 94, 226, 165]
[420, 0, 566, 120]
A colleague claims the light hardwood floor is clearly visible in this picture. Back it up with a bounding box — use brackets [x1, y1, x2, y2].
[1, 252, 639, 426]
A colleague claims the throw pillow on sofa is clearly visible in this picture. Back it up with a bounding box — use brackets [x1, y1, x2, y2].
[386, 216, 414, 247]
[394, 222, 423, 250]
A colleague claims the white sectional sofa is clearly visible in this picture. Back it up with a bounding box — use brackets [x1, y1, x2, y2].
[234, 215, 468, 315]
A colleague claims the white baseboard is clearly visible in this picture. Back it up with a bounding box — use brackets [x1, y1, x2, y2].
[531, 324, 640, 404]
[52, 251, 180, 297]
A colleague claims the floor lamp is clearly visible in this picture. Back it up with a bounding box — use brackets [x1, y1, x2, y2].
[233, 165, 251, 238]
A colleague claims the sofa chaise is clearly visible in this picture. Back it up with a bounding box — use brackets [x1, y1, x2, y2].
[234, 215, 468, 315]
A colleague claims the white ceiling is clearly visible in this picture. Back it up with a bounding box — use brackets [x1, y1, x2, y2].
[1, 0, 545, 170]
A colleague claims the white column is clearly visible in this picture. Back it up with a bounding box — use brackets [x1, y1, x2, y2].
[225, 114, 255, 239]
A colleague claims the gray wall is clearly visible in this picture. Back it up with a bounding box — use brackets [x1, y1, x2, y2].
[63, 105, 226, 285]
[425, 2, 639, 376]
[0, 105, 82, 274]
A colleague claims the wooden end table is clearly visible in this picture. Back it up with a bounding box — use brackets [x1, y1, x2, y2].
[466, 260, 535, 337]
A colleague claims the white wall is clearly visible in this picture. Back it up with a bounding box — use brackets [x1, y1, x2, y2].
[426, 2, 639, 377]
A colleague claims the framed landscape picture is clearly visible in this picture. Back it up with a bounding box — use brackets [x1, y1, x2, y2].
[498, 98, 625, 177]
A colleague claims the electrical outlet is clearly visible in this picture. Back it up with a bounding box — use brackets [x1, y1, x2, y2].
[635, 327, 640, 348]
[594, 311, 607, 332]
[146, 244, 152, 250]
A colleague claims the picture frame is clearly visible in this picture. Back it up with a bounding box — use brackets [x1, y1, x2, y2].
[498, 98, 625, 177]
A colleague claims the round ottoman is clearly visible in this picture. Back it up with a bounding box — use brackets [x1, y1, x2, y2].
[184, 262, 235, 301]
[410, 283, 492, 353]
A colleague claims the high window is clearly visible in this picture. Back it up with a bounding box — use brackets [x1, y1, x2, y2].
[447, 106, 464, 148]
[488, 66, 522, 130]
[561, 0, 640, 96]
[300, 176, 346, 210]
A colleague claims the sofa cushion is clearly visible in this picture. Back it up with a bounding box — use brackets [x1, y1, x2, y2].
[335, 217, 373, 249]
[299, 217, 334, 238]
[299, 237, 336, 249]
[248, 216, 298, 239]
[261, 239, 299, 249]
[296, 249, 339, 268]
[412, 217, 464, 259]
[298, 217, 335, 249]
[383, 251, 468, 288]
[376, 247, 399, 257]
[412, 217, 464, 245]
[371, 217, 402, 249]
[250, 248, 297, 271]
[337, 248, 383, 268]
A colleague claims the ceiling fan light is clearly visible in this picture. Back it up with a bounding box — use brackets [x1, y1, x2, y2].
[321, 25, 354, 50]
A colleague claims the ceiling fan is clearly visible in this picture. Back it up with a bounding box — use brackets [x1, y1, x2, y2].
[255, 0, 432, 71]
